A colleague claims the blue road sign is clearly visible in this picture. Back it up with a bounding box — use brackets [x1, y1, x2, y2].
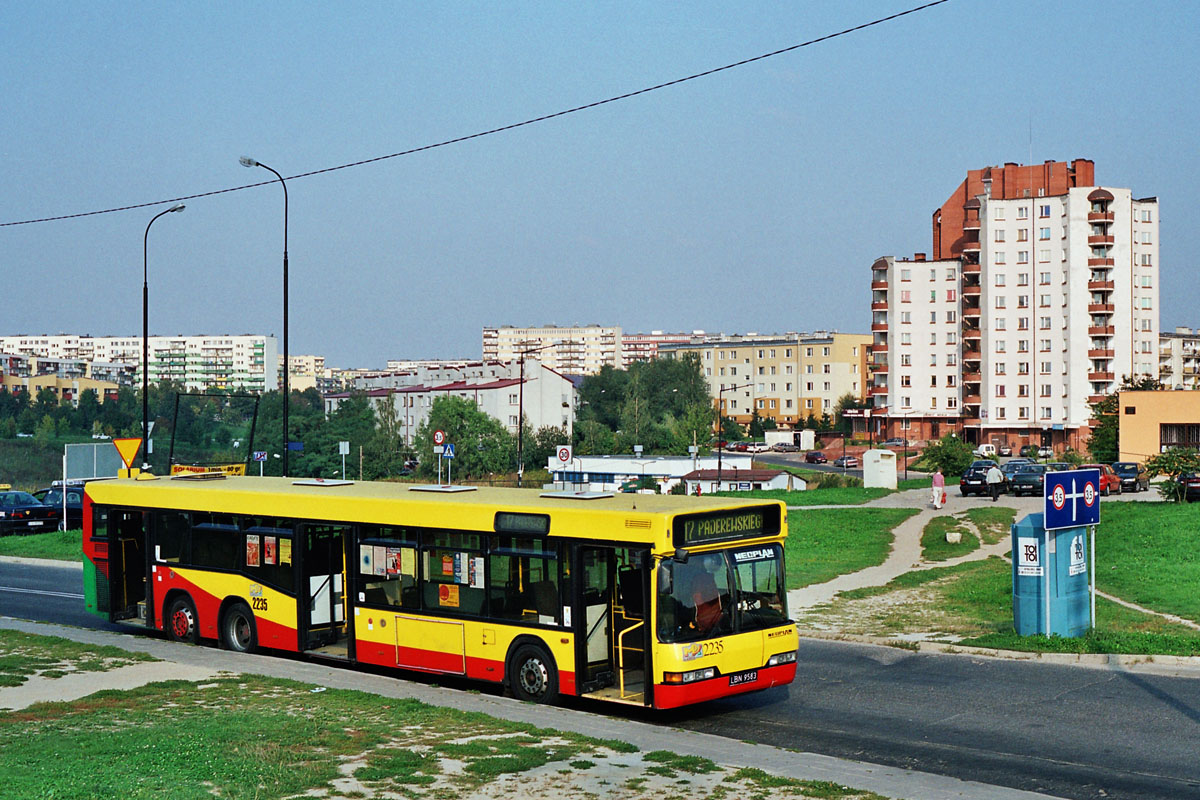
[1044, 468, 1101, 530]
[253, 451, 267, 462]
[443, 443, 456, 459]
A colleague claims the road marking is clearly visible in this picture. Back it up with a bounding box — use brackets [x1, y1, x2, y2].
[0, 585, 84, 600]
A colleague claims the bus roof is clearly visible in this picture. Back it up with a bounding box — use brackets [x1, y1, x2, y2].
[85, 476, 786, 549]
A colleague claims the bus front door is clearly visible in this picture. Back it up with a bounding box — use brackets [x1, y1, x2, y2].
[300, 523, 350, 657]
[575, 546, 650, 705]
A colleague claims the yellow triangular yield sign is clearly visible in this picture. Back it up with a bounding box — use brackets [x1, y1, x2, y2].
[113, 438, 143, 469]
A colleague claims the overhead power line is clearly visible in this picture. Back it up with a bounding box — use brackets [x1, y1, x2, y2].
[2, 0, 950, 228]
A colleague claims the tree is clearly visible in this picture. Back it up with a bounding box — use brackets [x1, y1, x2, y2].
[921, 433, 975, 477]
[833, 392, 867, 434]
[1143, 447, 1200, 502]
[413, 396, 515, 480]
[529, 425, 570, 470]
[748, 409, 765, 439]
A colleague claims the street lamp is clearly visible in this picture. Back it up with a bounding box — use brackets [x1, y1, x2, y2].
[716, 382, 754, 489]
[240, 156, 290, 476]
[143, 203, 185, 470]
[515, 341, 560, 487]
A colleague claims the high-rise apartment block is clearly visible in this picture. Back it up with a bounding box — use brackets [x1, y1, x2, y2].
[482, 325, 703, 374]
[660, 332, 871, 428]
[0, 334, 280, 393]
[870, 159, 1160, 450]
[1159, 328, 1200, 390]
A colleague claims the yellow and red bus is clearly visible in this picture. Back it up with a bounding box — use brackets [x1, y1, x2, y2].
[82, 474, 796, 709]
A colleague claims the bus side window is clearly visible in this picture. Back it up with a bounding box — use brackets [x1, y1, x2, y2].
[155, 511, 189, 563]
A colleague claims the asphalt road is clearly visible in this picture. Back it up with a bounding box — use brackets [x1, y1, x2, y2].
[3, 560, 1198, 799]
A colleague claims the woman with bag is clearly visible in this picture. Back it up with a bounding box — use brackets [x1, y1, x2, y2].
[931, 469, 945, 509]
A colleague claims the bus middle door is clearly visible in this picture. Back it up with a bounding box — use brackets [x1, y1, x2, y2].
[300, 523, 349, 654]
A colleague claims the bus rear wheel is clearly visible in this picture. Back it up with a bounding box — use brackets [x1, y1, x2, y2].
[167, 596, 199, 644]
[510, 643, 558, 704]
[220, 602, 258, 653]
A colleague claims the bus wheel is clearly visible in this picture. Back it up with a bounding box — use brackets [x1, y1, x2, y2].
[220, 602, 258, 653]
[510, 643, 558, 704]
[167, 596, 199, 644]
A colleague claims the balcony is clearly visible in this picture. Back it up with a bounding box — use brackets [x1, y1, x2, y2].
[1087, 257, 1115, 267]
[962, 327, 982, 340]
[1087, 280, 1115, 291]
[1088, 326, 1115, 336]
[870, 385, 889, 396]
[871, 301, 888, 311]
[962, 373, 981, 386]
[1088, 394, 1107, 404]
[1088, 303, 1115, 314]
[871, 280, 888, 291]
[962, 260, 981, 274]
[871, 343, 888, 353]
[1089, 371, 1115, 382]
[1087, 211, 1115, 223]
[963, 215, 981, 231]
[871, 322, 888, 332]
[872, 362, 888, 374]
[1088, 348, 1115, 359]
[962, 241, 980, 253]
[1088, 234, 1115, 246]
[961, 416, 982, 426]
[962, 394, 981, 406]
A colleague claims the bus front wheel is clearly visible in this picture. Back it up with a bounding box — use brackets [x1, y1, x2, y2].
[166, 596, 199, 644]
[220, 602, 258, 653]
[509, 643, 558, 704]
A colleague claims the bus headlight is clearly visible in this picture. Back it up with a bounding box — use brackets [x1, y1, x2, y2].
[663, 667, 716, 684]
[767, 651, 797, 667]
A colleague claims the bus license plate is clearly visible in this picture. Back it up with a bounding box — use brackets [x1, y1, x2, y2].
[728, 670, 758, 687]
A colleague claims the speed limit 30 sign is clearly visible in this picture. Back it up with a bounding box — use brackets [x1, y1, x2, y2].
[556, 445, 573, 465]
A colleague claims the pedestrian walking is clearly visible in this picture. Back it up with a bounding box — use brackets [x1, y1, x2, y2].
[931, 468, 945, 509]
[986, 462, 1004, 502]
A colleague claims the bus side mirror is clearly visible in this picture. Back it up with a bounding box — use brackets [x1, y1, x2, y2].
[673, 548, 689, 564]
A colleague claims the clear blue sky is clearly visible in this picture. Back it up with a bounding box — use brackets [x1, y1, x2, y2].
[3, 1, 1197, 368]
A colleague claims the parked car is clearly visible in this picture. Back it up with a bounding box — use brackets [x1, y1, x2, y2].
[31, 484, 85, 530]
[833, 455, 859, 469]
[771, 443, 799, 452]
[0, 489, 60, 535]
[998, 444, 1013, 457]
[745, 442, 771, 453]
[804, 451, 828, 464]
[1037, 446, 1053, 459]
[879, 437, 905, 447]
[1111, 462, 1150, 493]
[1080, 463, 1122, 496]
[1181, 473, 1200, 503]
[1010, 464, 1049, 496]
[727, 442, 749, 452]
[1019, 445, 1040, 458]
[1046, 462, 1073, 472]
[1001, 459, 1031, 482]
[973, 443, 997, 458]
[960, 459, 1004, 496]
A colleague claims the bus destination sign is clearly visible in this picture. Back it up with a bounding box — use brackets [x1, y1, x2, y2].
[673, 506, 780, 547]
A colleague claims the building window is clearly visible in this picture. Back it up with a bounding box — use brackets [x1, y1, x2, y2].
[946, 311, 957, 323]
[994, 229, 1006, 242]
[900, 354, 911, 366]
[900, 269, 911, 281]
[995, 274, 1006, 287]
[995, 296, 1007, 309]
[1018, 295, 1029, 308]
[1039, 205, 1051, 218]
[947, 352, 958, 367]
[1141, 254, 1153, 266]
[1040, 361, 1052, 374]
[1019, 407, 1029, 420]
[946, 267, 956, 281]
[1039, 249, 1051, 262]
[995, 385, 1006, 397]
[1140, 209, 1153, 222]
[1018, 251, 1029, 264]
[946, 332, 957, 345]
[1040, 384, 1052, 397]
[995, 340, 1007, 353]
[1017, 206, 1028, 219]
[1039, 272, 1051, 285]
[1039, 227, 1051, 240]
[995, 318, 1007, 331]
[1018, 384, 1029, 397]
[994, 251, 1007, 265]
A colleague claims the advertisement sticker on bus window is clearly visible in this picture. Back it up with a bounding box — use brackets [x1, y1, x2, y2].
[401, 548, 416, 577]
[386, 548, 401, 576]
[442, 554, 454, 576]
[264, 536, 277, 566]
[470, 556, 485, 589]
[438, 584, 460, 608]
[360, 545, 375, 575]
[245, 535, 261, 568]
[279, 538, 291, 566]
[373, 546, 387, 577]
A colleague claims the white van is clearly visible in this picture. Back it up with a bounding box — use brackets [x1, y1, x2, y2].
[973, 443, 997, 458]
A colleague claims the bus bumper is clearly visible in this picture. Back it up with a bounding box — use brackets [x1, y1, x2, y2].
[653, 661, 797, 709]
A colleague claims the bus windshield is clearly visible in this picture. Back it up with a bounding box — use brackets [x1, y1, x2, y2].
[656, 545, 787, 644]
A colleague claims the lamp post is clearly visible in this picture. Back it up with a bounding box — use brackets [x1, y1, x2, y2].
[515, 341, 562, 487]
[143, 203, 185, 470]
[240, 157, 290, 476]
[715, 382, 754, 489]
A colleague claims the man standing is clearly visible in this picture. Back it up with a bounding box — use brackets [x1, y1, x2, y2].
[986, 462, 1004, 502]
[931, 469, 945, 509]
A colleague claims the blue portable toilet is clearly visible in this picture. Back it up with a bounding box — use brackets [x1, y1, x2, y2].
[1011, 512, 1091, 637]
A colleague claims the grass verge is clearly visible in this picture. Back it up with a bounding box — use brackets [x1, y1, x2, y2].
[786, 508, 918, 589]
[0, 528, 81, 561]
[802, 556, 1200, 655]
[920, 516, 979, 562]
[1094, 502, 1200, 624]
[0, 629, 158, 688]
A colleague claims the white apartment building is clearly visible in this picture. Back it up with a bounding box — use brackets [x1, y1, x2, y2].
[870, 159, 1160, 450]
[0, 334, 279, 393]
[325, 360, 578, 445]
[1159, 328, 1200, 390]
[482, 325, 622, 375]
